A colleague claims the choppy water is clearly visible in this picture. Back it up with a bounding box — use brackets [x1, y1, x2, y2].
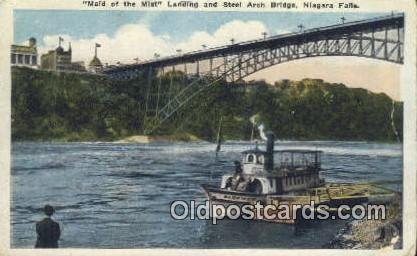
[11, 141, 402, 248]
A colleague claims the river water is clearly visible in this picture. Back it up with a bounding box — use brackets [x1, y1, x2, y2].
[11, 141, 402, 248]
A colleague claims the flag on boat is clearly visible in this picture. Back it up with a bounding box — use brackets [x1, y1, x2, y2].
[215, 116, 223, 153]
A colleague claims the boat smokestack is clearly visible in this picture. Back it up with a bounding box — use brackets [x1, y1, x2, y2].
[265, 131, 275, 171]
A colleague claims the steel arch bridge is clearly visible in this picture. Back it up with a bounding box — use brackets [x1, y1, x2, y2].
[102, 13, 404, 134]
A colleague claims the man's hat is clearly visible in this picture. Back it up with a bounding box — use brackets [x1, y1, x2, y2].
[43, 205, 55, 216]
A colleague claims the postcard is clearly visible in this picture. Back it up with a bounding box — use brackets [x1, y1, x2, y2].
[0, 0, 416, 255]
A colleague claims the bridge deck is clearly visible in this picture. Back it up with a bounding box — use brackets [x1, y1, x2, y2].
[102, 13, 404, 76]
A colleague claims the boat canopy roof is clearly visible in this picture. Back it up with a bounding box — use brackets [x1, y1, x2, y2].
[274, 150, 323, 154]
[241, 149, 322, 155]
[241, 148, 266, 154]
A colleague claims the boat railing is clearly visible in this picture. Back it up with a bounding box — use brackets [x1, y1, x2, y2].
[274, 150, 321, 170]
[276, 163, 320, 172]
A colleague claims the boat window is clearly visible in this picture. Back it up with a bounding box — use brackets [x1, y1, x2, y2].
[257, 155, 264, 164]
[247, 154, 255, 163]
[284, 157, 290, 166]
[275, 151, 321, 169]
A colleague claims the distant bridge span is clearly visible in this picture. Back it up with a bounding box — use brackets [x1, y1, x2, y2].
[102, 13, 404, 134]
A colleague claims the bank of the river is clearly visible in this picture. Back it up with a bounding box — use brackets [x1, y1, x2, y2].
[12, 67, 403, 143]
[325, 196, 402, 249]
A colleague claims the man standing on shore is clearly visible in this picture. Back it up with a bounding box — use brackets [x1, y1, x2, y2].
[35, 205, 61, 248]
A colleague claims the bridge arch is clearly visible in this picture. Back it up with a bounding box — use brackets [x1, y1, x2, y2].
[220, 35, 403, 83]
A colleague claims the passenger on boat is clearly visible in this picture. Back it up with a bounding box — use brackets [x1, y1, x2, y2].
[229, 161, 244, 190]
[236, 180, 248, 191]
[246, 177, 257, 193]
[234, 160, 243, 174]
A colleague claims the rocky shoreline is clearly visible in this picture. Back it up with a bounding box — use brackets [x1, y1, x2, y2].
[324, 196, 402, 249]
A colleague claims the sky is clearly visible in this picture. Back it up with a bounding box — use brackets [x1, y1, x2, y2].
[14, 10, 400, 100]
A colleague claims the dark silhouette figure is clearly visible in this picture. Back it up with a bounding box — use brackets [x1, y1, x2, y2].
[230, 161, 244, 190]
[35, 205, 61, 248]
[234, 160, 242, 174]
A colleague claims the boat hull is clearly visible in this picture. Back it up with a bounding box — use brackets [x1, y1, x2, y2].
[201, 184, 302, 224]
[201, 183, 397, 224]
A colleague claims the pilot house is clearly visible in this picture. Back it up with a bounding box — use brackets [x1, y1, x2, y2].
[220, 132, 323, 195]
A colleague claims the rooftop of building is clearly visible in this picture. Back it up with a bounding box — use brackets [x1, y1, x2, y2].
[89, 56, 103, 67]
[11, 37, 37, 54]
[11, 44, 37, 54]
[41, 46, 72, 57]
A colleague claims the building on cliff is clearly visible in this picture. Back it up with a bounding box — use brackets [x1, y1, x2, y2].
[11, 37, 38, 69]
[40, 37, 86, 72]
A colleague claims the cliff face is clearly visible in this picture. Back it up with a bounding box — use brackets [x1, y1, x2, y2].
[11, 67, 402, 142]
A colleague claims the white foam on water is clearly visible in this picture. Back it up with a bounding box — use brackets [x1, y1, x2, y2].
[152, 141, 403, 158]
[50, 140, 402, 158]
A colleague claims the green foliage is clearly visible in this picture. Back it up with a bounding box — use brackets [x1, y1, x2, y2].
[171, 78, 403, 142]
[11, 67, 403, 142]
[12, 67, 146, 141]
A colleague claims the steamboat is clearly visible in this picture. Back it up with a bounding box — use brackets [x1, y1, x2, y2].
[201, 132, 397, 224]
